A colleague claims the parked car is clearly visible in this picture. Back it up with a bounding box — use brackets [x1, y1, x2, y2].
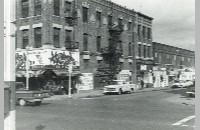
[186, 81, 195, 97]
[171, 80, 188, 88]
[103, 80, 135, 95]
[15, 82, 46, 106]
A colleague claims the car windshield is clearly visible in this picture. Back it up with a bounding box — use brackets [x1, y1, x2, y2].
[109, 81, 123, 85]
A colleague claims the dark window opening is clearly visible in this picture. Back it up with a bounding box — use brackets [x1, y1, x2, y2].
[118, 18, 123, 28]
[128, 22, 132, 30]
[143, 26, 146, 38]
[83, 33, 88, 51]
[53, 0, 60, 16]
[148, 28, 151, 39]
[34, 0, 42, 16]
[137, 25, 141, 37]
[53, 28, 60, 48]
[65, 30, 72, 49]
[108, 15, 112, 26]
[128, 43, 132, 56]
[65, 1, 71, 12]
[34, 27, 42, 48]
[143, 45, 146, 58]
[82, 7, 88, 23]
[21, 0, 29, 18]
[22, 29, 29, 49]
[138, 44, 141, 57]
[96, 11, 101, 27]
[96, 36, 101, 52]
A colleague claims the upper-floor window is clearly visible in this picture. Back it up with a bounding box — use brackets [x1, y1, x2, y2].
[128, 43, 132, 56]
[53, 0, 60, 16]
[174, 55, 176, 60]
[34, 27, 42, 48]
[118, 18, 123, 28]
[182, 57, 185, 61]
[53, 28, 60, 48]
[137, 25, 141, 37]
[96, 36, 101, 52]
[64, 1, 71, 13]
[22, 29, 29, 49]
[166, 54, 169, 59]
[143, 45, 146, 58]
[21, 0, 29, 18]
[108, 15, 112, 26]
[96, 11, 101, 27]
[128, 22, 132, 30]
[83, 33, 88, 51]
[188, 58, 190, 62]
[147, 28, 151, 39]
[147, 46, 151, 58]
[138, 44, 141, 57]
[82, 7, 88, 23]
[143, 26, 146, 38]
[155, 52, 158, 57]
[65, 30, 72, 48]
[119, 41, 123, 54]
[34, 0, 42, 16]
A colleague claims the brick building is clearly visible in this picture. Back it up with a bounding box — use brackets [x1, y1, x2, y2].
[15, 0, 153, 91]
[152, 42, 195, 87]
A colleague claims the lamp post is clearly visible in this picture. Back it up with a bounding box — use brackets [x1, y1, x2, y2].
[25, 46, 30, 90]
[68, 63, 72, 98]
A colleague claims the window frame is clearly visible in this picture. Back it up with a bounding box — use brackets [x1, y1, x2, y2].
[22, 29, 29, 49]
[53, 0, 60, 16]
[34, 27, 42, 48]
[34, 0, 42, 16]
[21, 0, 29, 18]
[53, 27, 60, 48]
[82, 7, 88, 23]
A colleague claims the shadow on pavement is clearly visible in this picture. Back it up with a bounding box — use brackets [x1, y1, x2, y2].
[163, 88, 193, 99]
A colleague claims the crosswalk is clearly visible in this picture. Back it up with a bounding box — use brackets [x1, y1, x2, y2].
[172, 115, 195, 128]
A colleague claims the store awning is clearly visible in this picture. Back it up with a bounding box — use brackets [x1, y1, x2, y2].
[16, 70, 46, 77]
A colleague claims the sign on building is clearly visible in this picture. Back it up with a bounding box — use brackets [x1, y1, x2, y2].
[78, 73, 93, 90]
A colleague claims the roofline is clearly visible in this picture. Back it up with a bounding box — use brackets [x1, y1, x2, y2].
[137, 12, 154, 20]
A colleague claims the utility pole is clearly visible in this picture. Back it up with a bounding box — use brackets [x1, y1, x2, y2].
[68, 64, 72, 98]
[25, 47, 30, 90]
[4, 0, 16, 130]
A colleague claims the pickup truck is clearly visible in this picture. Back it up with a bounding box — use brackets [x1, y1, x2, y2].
[103, 80, 136, 95]
[15, 82, 47, 106]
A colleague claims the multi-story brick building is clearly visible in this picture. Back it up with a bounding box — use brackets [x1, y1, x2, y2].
[152, 42, 195, 87]
[15, 0, 153, 91]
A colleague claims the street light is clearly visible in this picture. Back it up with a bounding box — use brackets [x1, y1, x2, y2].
[68, 63, 73, 98]
[25, 46, 30, 90]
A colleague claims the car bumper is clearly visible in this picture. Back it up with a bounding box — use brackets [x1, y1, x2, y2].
[103, 90, 119, 93]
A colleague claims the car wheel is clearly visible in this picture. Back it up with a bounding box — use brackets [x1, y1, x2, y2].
[19, 99, 26, 106]
[118, 88, 122, 95]
[130, 88, 134, 94]
[35, 101, 42, 106]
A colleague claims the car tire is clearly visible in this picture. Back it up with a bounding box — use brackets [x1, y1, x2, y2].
[130, 88, 134, 94]
[19, 99, 26, 106]
[118, 88, 122, 95]
[35, 101, 42, 106]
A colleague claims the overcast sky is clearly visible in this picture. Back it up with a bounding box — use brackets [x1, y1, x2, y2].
[111, 0, 195, 51]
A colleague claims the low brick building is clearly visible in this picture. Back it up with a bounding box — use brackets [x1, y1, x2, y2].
[15, 0, 154, 91]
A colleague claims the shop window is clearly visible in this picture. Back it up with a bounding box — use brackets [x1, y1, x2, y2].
[83, 33, 88, 51]
[96, 36, 101, 52]
[53, 28, 60, 48]
[34, 0, 42, 16]
[82, 7, 88, 23]
[22, 29, 29, 49]
[53, 0, 60, 16]
[21, 0, 29, 18]
[96, 11, 101, 27]
[34, 27, 42, 48]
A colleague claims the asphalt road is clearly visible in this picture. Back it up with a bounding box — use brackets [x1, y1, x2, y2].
[16, 88, 195, 130]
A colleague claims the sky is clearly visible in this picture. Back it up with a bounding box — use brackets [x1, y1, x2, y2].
[111, 0, 195, 51]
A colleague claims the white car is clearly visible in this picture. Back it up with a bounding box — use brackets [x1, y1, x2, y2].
[171, 80, 188, 88]
[103, 80, 135, 95]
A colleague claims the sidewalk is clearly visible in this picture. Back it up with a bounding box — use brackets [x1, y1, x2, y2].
[44, 86, 171, 100]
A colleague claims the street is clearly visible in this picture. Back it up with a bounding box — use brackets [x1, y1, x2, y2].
[16, 88, 195, 130]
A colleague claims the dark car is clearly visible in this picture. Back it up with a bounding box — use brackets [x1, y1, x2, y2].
[15, 82, 45, 106]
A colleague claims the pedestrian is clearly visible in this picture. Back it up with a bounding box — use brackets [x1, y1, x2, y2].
[140, 80, 144, 89]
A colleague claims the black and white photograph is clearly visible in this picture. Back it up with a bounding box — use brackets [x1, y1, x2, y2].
[4, 0, 195, 130]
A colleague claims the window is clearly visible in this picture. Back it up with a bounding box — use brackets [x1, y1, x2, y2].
[65, 1, 71, 12]
[83, 33, 88, 51]
[166, 54, 169, 59]
[128, 43, 132, 56]
[138, 44, 141, 57]
[34, 28, 42, 48]
[118, 18, 122, 28]
[82, 7, 88, 23]
[182, 57, 185, 61]
[119, 41, 123, 53]
[128, 22, 132, 30]
[138, 25, 141, 37]
[34, 0, 41, 16]
[188, 58, 190, 62]
[96, 11, 101, 27]
[96, 36, 101, 52]
[155, 52, 157, 57]
[65, 30, 72, 48]
[53, 0, 60, 16]
[53, 28, 60, 48]
[143, 26, 146, 38]
[21, 0, 29, 18]
[174, 55, 176, 60]
[22, 29, 29, 49]
[147, 28, 151, 39]
[143, 45, 146, 58]
[108, 15, 112, 26]
[147, 46, 151, 58]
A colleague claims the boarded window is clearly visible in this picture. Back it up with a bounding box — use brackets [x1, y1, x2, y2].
[82, 7, 88, 23]
[53, 0, 60, 16]
[34, 0, 42, 16]
[22, 29, 29, 49]
[21, 0, 29, 18]
[53, 28, 60, 48]
[34, 28, 42, 48]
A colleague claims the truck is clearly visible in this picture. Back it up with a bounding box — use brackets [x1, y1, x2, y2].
[103, 80, 136, 95]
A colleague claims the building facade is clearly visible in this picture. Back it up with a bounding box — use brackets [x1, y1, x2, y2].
[15, 0, 153, 91]
[152, 42, 195, 87]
